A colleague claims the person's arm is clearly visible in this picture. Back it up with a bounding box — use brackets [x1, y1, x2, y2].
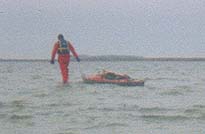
[68, 42, 80, 62]
[50, 43, 59, 64]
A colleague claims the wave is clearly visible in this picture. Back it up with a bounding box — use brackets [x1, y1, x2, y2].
[33, 92, 49, 98]
[0, 113, 7, 119]
[104, 122, 128, 127]
[31, 75, 42, 80]
[160, 86, 193, 96]
[118, 104, 139, 112]
[86, 104, 139, 113]
[139, 107, 171, 113]
[160, 90, 184, 96]
[90, 104, 140, 112]
[138, 106, 205, 121]
[184, 105, 205, 119]
[193, 104, 205, 109]
[85, 122, 128, 130]
[47, 103, 59, 107]
[184, 108, 200, 114]
[0, 101, 5, 108]
[9, 114, 33, 120]
[140, 114, 189, 121]
[9, 100, 27, 110]
[144, 77, 181, 81]
[100, 107, 115, 112]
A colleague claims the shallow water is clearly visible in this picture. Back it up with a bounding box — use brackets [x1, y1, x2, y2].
[0, 61, 205, 134]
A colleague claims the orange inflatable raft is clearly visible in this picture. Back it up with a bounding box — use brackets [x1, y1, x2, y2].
[82, 70, 144, 86]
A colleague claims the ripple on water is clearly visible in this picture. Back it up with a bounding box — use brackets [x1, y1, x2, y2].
[193, 104, 205, 109]
[31, 75, 42, 80]
[0, 113, 7, 119]
[9, 114, 33, 120]
[86, 104, 140, 113]
[145, 85, 157, 90]
[176, 85, 193, 92]
[87, 106, 96, 111]
[184, 105, 205, 119]
[62, 102, 73, 107]
[99, 107, 115, 112]
[10, 99, 30, 109]
[104, 122, 128, 127]
[58, 130, 80, 134]
[138, 105, 205, 122]
[47, 103, 59, 107]
[8, 114, 34, 127]
[33, 93, 49, 98]
[118, 104, 139, 112]
[139, 107, 172, 113]
[85, 122, 128, 130]
[145, 77, 181, 81]
[159, 89, 184, 96]
[159, 85, 193, 96]
[184, 108, 200, 114]
[140, 114, 189, 122]
[0, 101, 5, 108]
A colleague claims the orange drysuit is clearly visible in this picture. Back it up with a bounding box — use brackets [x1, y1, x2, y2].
[51, 41, 79, 83]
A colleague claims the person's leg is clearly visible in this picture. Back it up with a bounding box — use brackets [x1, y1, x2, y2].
[59, 63, 68, 83]
[59, 55, 70, 84]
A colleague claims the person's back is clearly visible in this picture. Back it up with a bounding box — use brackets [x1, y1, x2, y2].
[50, 34, 80, 84]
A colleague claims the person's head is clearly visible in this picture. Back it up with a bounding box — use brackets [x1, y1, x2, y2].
[58, 34, 64, 41]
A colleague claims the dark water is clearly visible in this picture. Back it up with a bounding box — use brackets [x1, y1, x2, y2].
[0, 61, 205, 134]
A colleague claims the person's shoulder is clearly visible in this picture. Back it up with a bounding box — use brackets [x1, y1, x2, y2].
[67, 41, 73, 47]
[55, 41, 60, 44]
[67, 40, 71, 44]
[54, 41, 60, 47]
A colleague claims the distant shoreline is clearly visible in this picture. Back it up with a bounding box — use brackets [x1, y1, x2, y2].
[1, 55, 205, 62]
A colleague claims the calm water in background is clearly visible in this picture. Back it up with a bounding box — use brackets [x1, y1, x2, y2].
[0, 61, 205, 134]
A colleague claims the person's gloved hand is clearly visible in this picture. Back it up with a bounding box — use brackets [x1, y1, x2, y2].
[76, 57, 80, 62]
[50, 60, 55, 64]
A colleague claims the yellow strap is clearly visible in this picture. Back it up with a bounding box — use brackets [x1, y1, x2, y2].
[58, 48, 68, 50]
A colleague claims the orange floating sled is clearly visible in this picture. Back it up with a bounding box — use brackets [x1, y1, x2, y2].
[82, 70, 144, 86]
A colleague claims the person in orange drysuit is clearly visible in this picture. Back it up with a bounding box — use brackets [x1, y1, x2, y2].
[50, 34, 80, 84]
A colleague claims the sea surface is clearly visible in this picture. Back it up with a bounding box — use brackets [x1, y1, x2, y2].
[0, 60, 205, 134]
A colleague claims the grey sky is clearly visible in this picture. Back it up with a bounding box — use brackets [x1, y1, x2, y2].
[0, 0, 205, 59]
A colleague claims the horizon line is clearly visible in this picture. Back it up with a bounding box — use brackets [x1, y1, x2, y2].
[1, 55, 205, 61]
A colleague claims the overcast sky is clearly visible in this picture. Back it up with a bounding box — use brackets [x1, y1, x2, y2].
[0, 0, 205, 59]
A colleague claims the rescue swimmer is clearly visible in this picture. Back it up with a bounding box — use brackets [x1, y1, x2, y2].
[50, 34, 80, 84]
